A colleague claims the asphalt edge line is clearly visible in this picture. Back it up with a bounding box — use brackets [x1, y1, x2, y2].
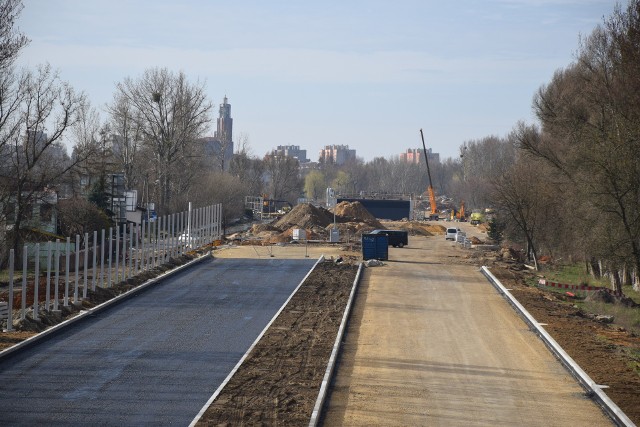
[0, 252, 213, 362]
[308, 261, 364, 427]
[189, 255, 326, 427]
[481, 266, 635, 427]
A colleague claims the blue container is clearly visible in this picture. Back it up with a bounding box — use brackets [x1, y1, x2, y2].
[362, 234, 389, 261]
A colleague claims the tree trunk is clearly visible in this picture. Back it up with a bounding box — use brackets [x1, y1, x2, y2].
[588, 257, 601, 279]
[610, 268, 622, 295]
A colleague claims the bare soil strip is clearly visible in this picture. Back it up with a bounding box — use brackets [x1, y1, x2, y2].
[194, 261, 359, 426]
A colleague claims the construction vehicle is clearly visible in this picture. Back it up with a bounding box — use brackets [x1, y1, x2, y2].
[419, 129, 439, 220]
[262, 195, 292, 216]
[470, 209, 485, 225]
[458, 201, 466, 221]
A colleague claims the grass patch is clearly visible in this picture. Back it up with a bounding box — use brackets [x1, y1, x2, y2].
[542, 263, 609, 288]
[623, 284, 640, 305]
[625, 348, 640, 375]
[533, 263, 640, 336]
[577, 300, 640, 336]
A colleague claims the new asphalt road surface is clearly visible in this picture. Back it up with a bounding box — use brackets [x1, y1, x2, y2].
[0, 257, 316, 425]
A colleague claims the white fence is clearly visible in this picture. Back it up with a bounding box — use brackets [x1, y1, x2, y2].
[2, 203, 222, 332]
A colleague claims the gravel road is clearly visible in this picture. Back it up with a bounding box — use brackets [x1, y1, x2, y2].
[320, 231, 614, 426]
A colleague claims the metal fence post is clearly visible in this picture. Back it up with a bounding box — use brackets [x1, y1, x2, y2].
[161, 215, 166, 263]
[92, 230, 97, 291]
[83, 232, 89, 299]
[54, 239, 60, 311]
[134, 223, 139, 275]
[74, 234, 80, 304]
[123, 224, 128, 281]
[100, 228, 105, 288]
[33, 243, 40, 320]
[21, 245, 27, 319]
[127, 223, 132, 280]
[107, 227, 113, 288]
[7, 249, 14, 331]
[141, 220, 146, 272]
[115, 225, 120, 284]
[169, 214, 174, 259]
[46, 241, 52, 311]
[155, 218, 160, 267]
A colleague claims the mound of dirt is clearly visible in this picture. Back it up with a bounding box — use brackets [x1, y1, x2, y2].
[424, 224, 447, 234]
[274, 203, 335, 231]
[325, 222, 378, 238]
[470, 236, 484, 245]
[333, 201, 383, 229]
[391, 222, 434, 236]
[477, 223, 490, 232]
[251, 223, 280, 234]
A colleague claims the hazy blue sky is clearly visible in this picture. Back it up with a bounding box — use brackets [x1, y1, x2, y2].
[16, 0, 617, 161]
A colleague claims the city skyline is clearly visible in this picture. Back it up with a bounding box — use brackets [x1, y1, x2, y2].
[15, 0, 616, 161]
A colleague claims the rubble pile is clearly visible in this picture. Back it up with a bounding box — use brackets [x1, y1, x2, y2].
[319, 201, 384, 239]
[274, 203, 335, 232]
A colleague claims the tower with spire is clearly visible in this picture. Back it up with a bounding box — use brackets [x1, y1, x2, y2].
[201, 96, 234, 170]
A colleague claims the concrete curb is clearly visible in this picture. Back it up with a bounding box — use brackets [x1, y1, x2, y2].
[481, 266, 635, 427]
[0, 252, 213, 362]
[189, 255, 325, 427]
[308, 261, 364, 427]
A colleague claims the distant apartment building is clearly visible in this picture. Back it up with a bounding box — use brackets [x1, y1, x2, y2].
[400, 148, 440, 164]
[270, 145, 309, 163]
[318, 145, 356, 165]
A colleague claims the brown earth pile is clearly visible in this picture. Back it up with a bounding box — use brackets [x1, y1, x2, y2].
[389, 221, 434, 236]
[324, 222, 378, 239]
[274, 203, 335, 231]
[470, 236, 484, 245]
[251, 223, 280, 234]
[477, 222, 490, 232]
[424, 224, 447, 234]
[333, 201, 383, 229]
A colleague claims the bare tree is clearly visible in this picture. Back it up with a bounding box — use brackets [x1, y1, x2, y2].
[229, 134, 265, 197]
[518, 4, 640, 290]
[492, 156, 551, 270]
[0, 63, 88, 264]
[110, 68, 213, 213]
[106, 93, 145, 190]
[264, 154, 302, 203]
[0, 0, 29, 70]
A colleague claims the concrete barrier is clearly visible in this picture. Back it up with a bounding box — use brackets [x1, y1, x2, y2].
[481, 266, 634, 427]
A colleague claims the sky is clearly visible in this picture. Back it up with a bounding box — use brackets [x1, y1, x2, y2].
[15, 0, 618, 162]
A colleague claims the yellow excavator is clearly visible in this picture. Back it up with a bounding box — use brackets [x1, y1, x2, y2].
[419, 129, 439, 221]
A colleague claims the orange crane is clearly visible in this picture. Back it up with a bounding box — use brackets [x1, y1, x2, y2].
[419, 129, 439, 221]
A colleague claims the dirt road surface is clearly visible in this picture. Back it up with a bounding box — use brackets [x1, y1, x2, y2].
[320, 232, 614, 426]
